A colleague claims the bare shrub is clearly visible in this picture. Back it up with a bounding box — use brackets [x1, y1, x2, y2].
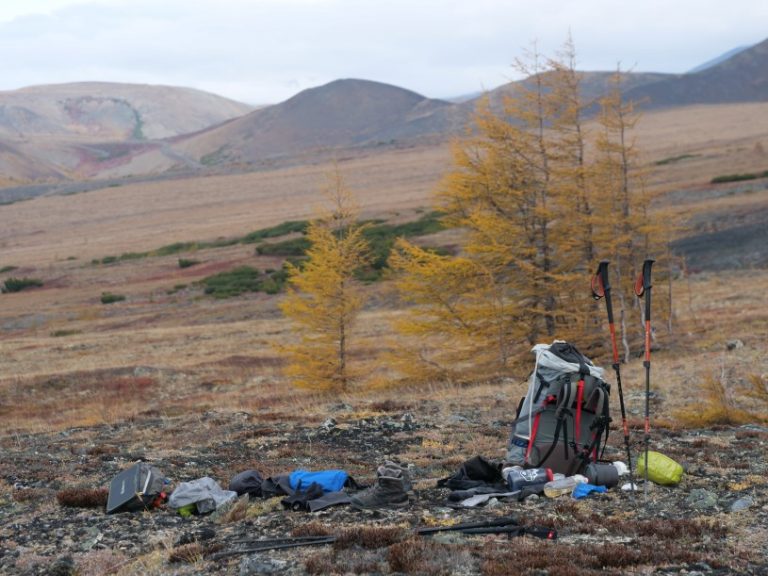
[56, 487, 109, 508]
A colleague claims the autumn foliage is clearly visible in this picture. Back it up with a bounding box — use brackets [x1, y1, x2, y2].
[278, 169, 371, 392]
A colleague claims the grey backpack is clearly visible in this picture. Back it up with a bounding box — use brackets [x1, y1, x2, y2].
[506, 342, 611, 475]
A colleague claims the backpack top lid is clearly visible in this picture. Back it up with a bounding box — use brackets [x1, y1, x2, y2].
[531, 341, 605, 381]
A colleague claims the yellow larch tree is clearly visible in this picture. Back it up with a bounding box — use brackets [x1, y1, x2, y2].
[278, 169, 371, 393]
[390, 44, 589, 381]
[593, 68, 671, 359]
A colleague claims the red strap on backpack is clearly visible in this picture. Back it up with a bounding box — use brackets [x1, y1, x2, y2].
[574, 378, 584, 446]
[525, 395, 556, 464]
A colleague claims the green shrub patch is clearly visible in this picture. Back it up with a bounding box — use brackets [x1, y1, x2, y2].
[100, 292, 126, 304]
[2, 277, 43, 293]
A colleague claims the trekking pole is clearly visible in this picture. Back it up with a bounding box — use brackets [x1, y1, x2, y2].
[415, 516, 519, 535]
[591, 260, 635, 498]
[634, 258, 655, 499]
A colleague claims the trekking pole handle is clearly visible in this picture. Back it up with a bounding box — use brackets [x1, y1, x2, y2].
[635, 259, 655, 363]
[592, 260, 619, 365]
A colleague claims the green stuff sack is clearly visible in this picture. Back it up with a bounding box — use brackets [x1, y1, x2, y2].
[177, 503, 196, 517]
[636, 451, 684, 486]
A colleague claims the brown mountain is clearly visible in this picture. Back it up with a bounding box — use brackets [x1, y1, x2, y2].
[3, 37, 767, 184]
[471, 71, 672, 112]
[625, 37, 768, 109]
[0, 82, 253, 180]
[171, 79, 457, 166]
[0, 82, 253, 140]
[171, 73, 676, 169]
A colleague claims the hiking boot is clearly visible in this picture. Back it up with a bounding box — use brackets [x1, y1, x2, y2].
[377, 460, 413, 493]
[351, 474, 408, 510]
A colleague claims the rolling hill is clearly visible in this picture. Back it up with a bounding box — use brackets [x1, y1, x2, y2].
[0, 36, 767, 185]
[170, 79, 459, 166]
[0, 82, 253, 181]
[0, 82, 253, 140]
[625, 37, 768, 109]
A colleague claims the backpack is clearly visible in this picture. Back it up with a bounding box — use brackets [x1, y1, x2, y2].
[506, 341, 611, 475]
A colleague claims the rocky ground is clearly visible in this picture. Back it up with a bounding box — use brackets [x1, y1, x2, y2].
[1, 390, 767, 576]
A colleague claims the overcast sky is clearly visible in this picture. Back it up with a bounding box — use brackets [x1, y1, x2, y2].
[0, 0, 765, 104]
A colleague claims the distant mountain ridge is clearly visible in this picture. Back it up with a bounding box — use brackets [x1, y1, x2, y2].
[0, 36, 766, 185]
[687, 45, 751, 74]
[172, 79, 457, 165]
[625, 37, 768, 108]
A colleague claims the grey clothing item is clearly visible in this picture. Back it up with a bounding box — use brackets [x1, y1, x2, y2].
[458, 491, 520, 508]
[168, 477, 238, 514]
[307, 491, 352, 512]
[351, 475, 408, 510]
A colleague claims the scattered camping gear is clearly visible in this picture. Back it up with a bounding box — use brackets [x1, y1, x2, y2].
[378, 460, 413, 493]
[289, 469, 360, 492]
[506, 342, 612, 475]
[543, 474, 587, 498]
[260, 474, 294, 498]
[572, 483, 608, 499]
[212, 518, 557, 560]
[281, 482, 352, 512]
[350, 468, 409, 510]
[168, 477, 238, 515]
[209, 535, 338, 560]
[636, 451, 683, 486]
[502, 466, 553, 491]
[438, 456, 505, 491]
[452, 490, 523, 508]
[441, 457, 547, 505]
[591, 260, 636, 495]
[584, 463, 619, 488]
[106, 462, 167, 514]
[634, 258, 655, 498]
[229, 469, 263, 498]
[416, 516, 557, 540]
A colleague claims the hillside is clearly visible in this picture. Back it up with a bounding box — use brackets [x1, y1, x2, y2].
[170, 79, 459, 167]
[0, 82, 253, 140]
[0, 38, 766, 184]
[626, 37, 768, 108]
[0, 82, 253, 181]
[472, 71, 672, 111]
[161, 73, 673, 170]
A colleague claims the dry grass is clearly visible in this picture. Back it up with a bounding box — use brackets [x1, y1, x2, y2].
[0, 102, 767, 434]
[56, 487, 109, 508]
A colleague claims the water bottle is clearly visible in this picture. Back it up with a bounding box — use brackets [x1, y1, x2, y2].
[502, 466, 553, 491]
[543, 474, 587, 498]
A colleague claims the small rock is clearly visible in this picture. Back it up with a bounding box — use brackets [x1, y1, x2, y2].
[81, 526, 102, 551]
[740, 424, 768, 433]
[319, 417, 337, 432]
[239, 554, 288, 575]
[729, 496, 754, 513]
[447, 414, 470, 424]
[486, 497, 501, 509]
[686, 489, 718, 511]
[48, 555, 75, 576]
[330, 402, 352, 412]
[725, 339, 744, 351]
